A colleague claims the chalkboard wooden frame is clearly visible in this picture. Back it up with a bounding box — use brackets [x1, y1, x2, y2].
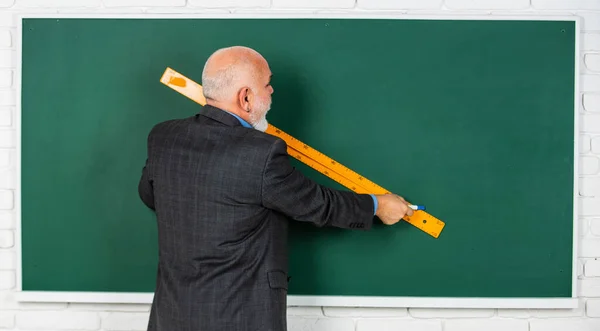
[13, 12, 580, 309]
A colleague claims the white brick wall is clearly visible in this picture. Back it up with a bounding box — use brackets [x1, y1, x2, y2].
[581, 156, 600, 175]
[0, 151, 10, 169]
[16, 311, 101, 330]
[444, 319, 529, 331]
[593, 137, 600, 153]
[581, 198, 600, 216]
[0, 108, 12, 127]
[356, 320, 442, 331]
[274, 0, 355, 9]
[584, 94, 600, 111]
[0, 91, 14, 107]
[0, 50, 13, 67]
[0, 229, 13, 248]
[189, 0, 270, 8]
[586, 259, 600, 277]
[356, 0, 442, 10]
[591, 218, 600, 236]
[583, 34, 600, 52]
[445, 0, 529, 10]
[581, 278, 600, 296]
[529, 319, 600, 331]
[532, 0, 600, 10]
[409, 308, 494, 318]
[0, 30, 10, 47]
[102, 312, 150, 330]
[586, 54, 600, 72]
[582, 113, 600, 132]
[583, 74, 600, 93]
[582, 134, 591, 153]
[0, 1, 598, 331]
[103, 0, 185, 6]
[581, 218, 589, 236]
[580, 177, 600, 196]
[0, 270, 15, 290]
[589, 299, 600, 317]
[0, 70, 12, 88]
[17, 0, 101, 7]
[581, 13, 600, 32]
[288, 317, 356, 331]
[0, 250, 15, 269]
[0, 189, 12, 209]
[0, 311, 15, 329]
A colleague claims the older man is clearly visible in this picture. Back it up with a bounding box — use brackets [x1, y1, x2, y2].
[138, 46, 413, 331]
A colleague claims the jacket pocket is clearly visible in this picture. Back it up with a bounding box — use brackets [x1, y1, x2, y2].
[267, 270, 288, 291]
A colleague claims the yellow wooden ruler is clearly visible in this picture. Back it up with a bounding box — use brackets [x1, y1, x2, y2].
[159, 67, 445, 238]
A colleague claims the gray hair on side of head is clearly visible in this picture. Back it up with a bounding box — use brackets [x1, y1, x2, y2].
[201, 46, 262, 102]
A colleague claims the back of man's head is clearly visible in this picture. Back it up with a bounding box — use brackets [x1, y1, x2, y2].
[202, 46, 265, 102]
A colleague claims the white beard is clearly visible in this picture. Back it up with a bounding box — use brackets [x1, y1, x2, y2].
[253, 116, 269, 132]
[250, 97, 271, 132]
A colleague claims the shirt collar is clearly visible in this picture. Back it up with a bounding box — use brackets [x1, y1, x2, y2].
[226, 111, 252, 128]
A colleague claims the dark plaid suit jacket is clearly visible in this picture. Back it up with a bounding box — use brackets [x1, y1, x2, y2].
[138, 105, 375, 331]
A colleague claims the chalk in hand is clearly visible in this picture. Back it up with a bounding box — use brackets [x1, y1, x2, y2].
[409, 205, 426, 211]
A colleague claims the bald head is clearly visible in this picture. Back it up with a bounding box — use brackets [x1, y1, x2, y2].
[201, 46, 274, 131]
[202, 46, 268, 102]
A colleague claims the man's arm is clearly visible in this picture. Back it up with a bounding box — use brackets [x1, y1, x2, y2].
[261, 138, 375, 229]
[138, 159, 155, 211]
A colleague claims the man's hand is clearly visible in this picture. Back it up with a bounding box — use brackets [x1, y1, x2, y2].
[374, 194, 414, 225]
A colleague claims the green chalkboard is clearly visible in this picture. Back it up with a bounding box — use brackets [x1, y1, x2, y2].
[21, 17, 576, 301]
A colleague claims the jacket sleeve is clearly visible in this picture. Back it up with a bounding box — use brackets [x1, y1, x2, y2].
[138, 158, 155, 211]
[261, 138, 375, 229]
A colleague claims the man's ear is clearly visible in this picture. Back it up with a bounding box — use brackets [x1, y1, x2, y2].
[238, 87, 252, 112]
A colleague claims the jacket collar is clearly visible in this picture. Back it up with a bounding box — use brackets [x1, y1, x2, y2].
[197, 104, 243, 127]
